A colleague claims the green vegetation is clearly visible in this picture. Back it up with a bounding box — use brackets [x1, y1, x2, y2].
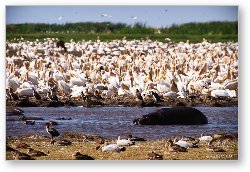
[6, 21, 238, 43]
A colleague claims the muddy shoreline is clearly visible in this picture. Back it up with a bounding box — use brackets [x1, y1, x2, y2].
[6, 94, 238, 108]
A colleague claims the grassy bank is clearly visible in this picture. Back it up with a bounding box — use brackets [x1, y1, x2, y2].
[6, 33, 238, 43]
[6, 21, 238, 43]
[6, 133, 238, 160]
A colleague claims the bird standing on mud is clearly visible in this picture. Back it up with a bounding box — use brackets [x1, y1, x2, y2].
[8, 87, 19, 100]
[151, 91, 162, 102]
[32, 88, 41, 100]
[45, 123, 60, 144]
[135, 89, 143, 101]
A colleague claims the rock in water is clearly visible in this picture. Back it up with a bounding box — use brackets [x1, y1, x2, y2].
[133, 107, 208, 125]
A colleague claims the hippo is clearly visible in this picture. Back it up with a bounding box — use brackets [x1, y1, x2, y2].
[133, 107, 208, 125]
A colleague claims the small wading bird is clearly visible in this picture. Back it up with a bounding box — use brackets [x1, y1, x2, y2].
[45, 123, 60, 144]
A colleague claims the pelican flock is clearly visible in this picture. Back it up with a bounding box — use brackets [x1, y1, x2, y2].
[6, 38, 238, 105]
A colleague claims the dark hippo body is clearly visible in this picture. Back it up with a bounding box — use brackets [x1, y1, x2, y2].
[133, 107, 208, 125]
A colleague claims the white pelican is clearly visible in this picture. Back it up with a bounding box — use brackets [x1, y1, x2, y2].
[17, 87, 34, 97]
[163, 91, 180, 98]
[156, 83, 170, 94]
[53, 71, 64, 81]
[70, 86, 85, 98]
[211, 89, 236, 98]
[199, 133, 213, 142]
[58, 80, 71, 95]
[174, 139, 194, 149]
[116, 136, 134, 146]
[101, 142, 125, 153]
[70, 77, 86, 87]
[6, 77, 20, 92]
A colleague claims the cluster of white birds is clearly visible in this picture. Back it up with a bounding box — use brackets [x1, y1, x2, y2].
[6, 37, 238, 101]
[101, 133, 221, 153]
[172, 133, 213, 149]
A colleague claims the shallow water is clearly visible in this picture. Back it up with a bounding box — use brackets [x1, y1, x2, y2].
[6, 106, 238, 140]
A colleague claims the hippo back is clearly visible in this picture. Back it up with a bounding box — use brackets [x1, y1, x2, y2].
[133, 107, 208, 125]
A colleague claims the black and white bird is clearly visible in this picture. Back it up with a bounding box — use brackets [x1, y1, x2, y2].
[9, 87, 19, 100]
[94, 89, 104, 100]
[167, 139, 187, 152]
[151, 91, 162, 102]
[49, 92, 59, 101]
[32, 88, 41, 100]
[45, 123, 60, 144]
[48, 87, 59, 101]
[81, 89, 93, 107]
[135, 89, 143, 101]
[81, 91, 89, 102]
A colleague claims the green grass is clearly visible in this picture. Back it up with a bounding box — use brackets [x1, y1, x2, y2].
[6, 33, 238, 43]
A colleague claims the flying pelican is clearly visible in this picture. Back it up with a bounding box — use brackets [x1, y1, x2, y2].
[58, 16, 63, 20]
[101, 13, 108, 17]
[131, 16, 137, 20]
